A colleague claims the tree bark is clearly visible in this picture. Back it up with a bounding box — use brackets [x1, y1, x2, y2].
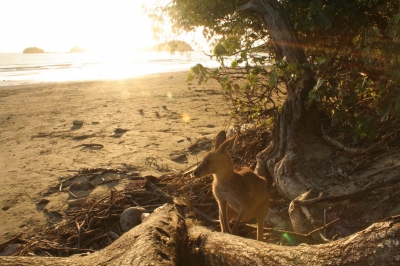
[187, 215, 400, 265]
[2, 203, 400, 265]
[238, 0, 320, 200]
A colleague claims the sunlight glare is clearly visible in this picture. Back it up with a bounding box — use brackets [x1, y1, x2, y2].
[182, 114, 190, 123]
[0, 0, 157, 53]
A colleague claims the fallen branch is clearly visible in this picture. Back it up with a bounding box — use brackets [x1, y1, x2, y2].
[294, 174, 400, 206]
[321, 126, 400, 155]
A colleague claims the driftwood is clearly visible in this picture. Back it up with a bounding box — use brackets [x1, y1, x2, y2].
[1, 203, 400, 265]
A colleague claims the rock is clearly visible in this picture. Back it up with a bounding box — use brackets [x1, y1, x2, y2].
[188, 138, 212, 152]
[114, 128, 129, 134]
[107, 231, 119, 240]
[69, 181, 95, 192]
[0, 243, 22, 256]
[198, 139, 212, 150]
[188, 142, 199, 151]
[36, 199, 49, 205]
[73, 120, 84, 126]
[170, 153, 187, 162]
[120, 207, 147, 232]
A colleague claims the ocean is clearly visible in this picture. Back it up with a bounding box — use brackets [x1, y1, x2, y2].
[0, 51, 220, 86]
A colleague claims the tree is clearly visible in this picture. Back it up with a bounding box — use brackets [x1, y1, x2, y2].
[149, 0, 400, 199]
[146, 2, 400, 249]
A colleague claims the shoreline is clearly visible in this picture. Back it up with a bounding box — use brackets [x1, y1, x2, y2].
[0, 68, 193, 87]
[0, 71, 230, 242]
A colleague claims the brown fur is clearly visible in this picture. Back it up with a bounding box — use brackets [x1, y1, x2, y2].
[193, 131, 270, 241]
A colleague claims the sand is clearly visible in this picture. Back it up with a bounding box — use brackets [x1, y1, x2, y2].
[0, 71, 231, 243]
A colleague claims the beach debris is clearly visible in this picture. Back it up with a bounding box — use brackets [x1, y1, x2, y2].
[67, 198, 87, 207]
[162, 105, 168, 111]
[144, 175, 160, 184]
[81, 143, 104, 149]
[138, 109, 144, 115]
[120, 206, 147, 232]
[43, 208, 63, 218]
[69, 181, 95, 192]
[13, 156, 286, 257]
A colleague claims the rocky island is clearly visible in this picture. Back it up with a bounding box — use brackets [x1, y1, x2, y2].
[153, 40, 193, 52]
[23, 47, 45, 53]
[70, 46, 86, 52]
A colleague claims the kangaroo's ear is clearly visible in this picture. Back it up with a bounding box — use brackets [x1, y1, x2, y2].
[214, 131, 227, 149]
[218, 134, 237, 153]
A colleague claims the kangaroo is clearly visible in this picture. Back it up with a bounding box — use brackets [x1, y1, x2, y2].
[193, 131, 270, 241]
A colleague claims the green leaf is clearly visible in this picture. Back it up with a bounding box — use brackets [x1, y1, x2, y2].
[313, 78, 325, 91]
[213, 43, 227, 56]
[270, 69, 278, 87]
[186, 73, 194, 82]
[231, 59, 238, 69]
[380, 106, 391, 122]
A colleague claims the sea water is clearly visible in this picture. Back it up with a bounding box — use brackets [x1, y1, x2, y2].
[0, 51, 220, 86]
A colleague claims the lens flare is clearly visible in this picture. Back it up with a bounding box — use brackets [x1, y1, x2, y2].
[282, 232, 293, 244]
[182, 113, 190, 123]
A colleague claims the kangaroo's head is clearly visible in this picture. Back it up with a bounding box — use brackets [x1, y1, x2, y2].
[193, 131, 237, 178]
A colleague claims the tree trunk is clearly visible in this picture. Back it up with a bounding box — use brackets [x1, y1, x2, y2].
[2, 203, 400, 265]
[238, 0, 322, 200]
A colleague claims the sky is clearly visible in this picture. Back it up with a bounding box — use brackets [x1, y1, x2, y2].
[0, 0, 203, 53]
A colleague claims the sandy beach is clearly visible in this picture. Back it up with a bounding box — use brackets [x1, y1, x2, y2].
[0, 71, 231, 243]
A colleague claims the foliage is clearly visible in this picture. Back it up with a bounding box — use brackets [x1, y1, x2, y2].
[148, 0, 400, 144]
